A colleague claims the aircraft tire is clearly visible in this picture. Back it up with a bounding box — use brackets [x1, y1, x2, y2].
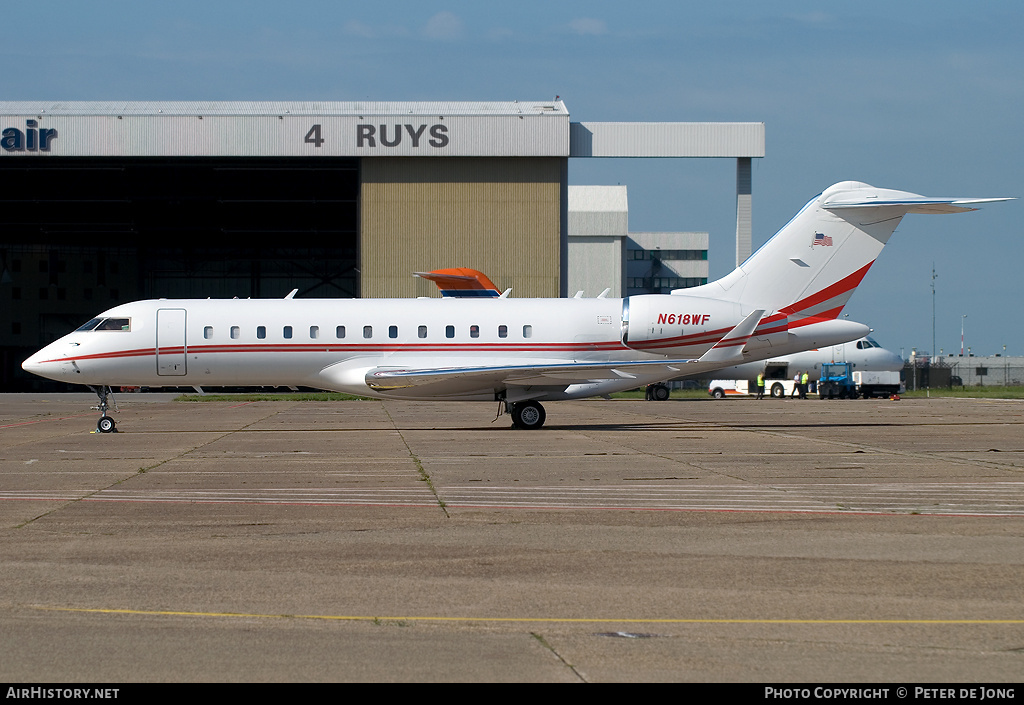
[97, 416, 116, 433]
[510, 401, 546, 430]
[651, 384, 670, 401]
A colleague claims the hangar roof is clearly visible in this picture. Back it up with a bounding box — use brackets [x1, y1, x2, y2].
[0, 101, 761, 159]
[0, 100, 568, 117]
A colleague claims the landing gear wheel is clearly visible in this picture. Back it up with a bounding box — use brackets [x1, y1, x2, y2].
[510, 401, 546, 430]
[89, 385, 119, 433]
[649, 383, 670, 401]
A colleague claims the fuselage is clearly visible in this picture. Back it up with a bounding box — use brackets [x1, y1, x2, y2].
[22, 295, 869, 401]
[703, 337, 904, 382]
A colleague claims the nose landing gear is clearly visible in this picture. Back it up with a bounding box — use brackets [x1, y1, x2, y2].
[89, 386, 119, 433]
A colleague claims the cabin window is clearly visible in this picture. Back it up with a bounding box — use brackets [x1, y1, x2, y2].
[230, 326, 240, 339]
[445, 325, 455, 339]
[283, 326, 293, 339]
[470, 325, 480, 339]
[523, 325, 533, 338]
[336, 325, 345, 339]
[310, 326, 319, 339]
[257, 326, 266, 339]
[389, 325, 398, 339]
[418, 325, 427, 339]
[363, 325, 372, 339]
[204, 326, 213, 339]
[498, 325, 507, 338]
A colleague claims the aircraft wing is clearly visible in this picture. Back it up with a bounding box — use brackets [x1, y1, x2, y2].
[363, 356, 747, 391]
[364, 308, 768, 392]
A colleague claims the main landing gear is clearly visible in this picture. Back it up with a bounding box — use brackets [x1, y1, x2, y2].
[89, 385, 118, 433]
[505, 400, 547, 430]
[645, 383, 671, 401]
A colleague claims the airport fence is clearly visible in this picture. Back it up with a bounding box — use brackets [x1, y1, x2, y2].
[905, 357, 1024, 388]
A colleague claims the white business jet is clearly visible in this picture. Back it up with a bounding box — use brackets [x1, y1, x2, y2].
[22, 182, 1008, 432]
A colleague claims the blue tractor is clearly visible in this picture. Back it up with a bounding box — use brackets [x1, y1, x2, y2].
[818, 362, 856, 399]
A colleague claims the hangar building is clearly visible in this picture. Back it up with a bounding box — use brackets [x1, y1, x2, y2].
[567, 185, 709, 299]
[0, 101, 763, 390]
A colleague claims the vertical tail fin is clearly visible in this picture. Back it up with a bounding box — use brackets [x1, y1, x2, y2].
[683, 181, 1010, 323]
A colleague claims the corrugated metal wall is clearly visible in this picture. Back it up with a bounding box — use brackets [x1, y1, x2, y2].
[569, 122, 764, 158]
[360, 157, 564, 298]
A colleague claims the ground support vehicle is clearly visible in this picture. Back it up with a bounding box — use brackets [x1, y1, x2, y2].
[708, 378, 805, 399]
[853, 370, 903, 398]
[818, 363, 856, 399]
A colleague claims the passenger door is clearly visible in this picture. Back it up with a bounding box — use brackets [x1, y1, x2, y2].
[156, 308, 187, 376]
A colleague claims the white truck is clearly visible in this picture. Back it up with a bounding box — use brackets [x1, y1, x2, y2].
[852, 370, 903, 398]
[708, 378, 805, 399]
[708, 371, 904, 399]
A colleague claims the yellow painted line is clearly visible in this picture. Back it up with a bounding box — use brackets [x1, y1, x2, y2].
[30, 606, 1024, 625]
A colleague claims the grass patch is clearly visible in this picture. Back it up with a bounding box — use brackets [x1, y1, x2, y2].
[900, 385, 1024, 399]
[174, 392, 373, 402]
[172, 386, 1024, 403]
[610, 388, 711, 400]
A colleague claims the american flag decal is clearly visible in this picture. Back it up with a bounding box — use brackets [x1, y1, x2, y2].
[812, 232, 833, 247]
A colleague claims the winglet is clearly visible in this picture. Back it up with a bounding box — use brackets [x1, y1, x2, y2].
[697, 309, 765, 363]
[414, 268, 502, 298]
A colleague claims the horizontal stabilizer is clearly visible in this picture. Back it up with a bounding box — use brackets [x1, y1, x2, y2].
[413, 268, 502, 298]
[823, 194, 1013, 214]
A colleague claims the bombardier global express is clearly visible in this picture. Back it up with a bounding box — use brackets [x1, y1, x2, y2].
[22, 182, 1009, 431]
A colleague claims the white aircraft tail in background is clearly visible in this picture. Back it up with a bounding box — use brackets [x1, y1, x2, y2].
[23, 182, 1009, 431]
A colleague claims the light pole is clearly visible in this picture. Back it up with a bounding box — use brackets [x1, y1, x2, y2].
[931, 263, 937, 359]
[961, 314, 967, 357]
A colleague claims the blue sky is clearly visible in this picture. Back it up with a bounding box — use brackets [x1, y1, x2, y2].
[5, 1, 1022, 357]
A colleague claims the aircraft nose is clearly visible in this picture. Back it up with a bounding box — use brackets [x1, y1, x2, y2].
[22, 351, 49, 377]
[22, 345, 69, 381]
[21, 350, 43, 374]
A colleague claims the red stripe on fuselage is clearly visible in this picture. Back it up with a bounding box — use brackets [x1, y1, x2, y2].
[39, 340, 632, 365]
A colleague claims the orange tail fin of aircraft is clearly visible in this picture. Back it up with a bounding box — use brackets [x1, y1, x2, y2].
[414, 268, 504, 297]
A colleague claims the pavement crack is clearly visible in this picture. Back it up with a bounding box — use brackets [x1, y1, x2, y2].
[531, 632, 587, 682]
[382, 405, 450, 518]
[14, 406, 283, 528]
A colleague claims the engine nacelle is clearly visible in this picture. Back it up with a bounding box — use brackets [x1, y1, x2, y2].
[623, 294, 744, 357]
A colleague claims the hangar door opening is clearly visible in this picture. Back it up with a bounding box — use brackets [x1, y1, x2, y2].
[1, 156, 359, 390]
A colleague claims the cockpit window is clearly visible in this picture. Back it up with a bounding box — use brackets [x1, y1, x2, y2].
[77, 317, 131, 332]
[75, 318, 103, 332]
